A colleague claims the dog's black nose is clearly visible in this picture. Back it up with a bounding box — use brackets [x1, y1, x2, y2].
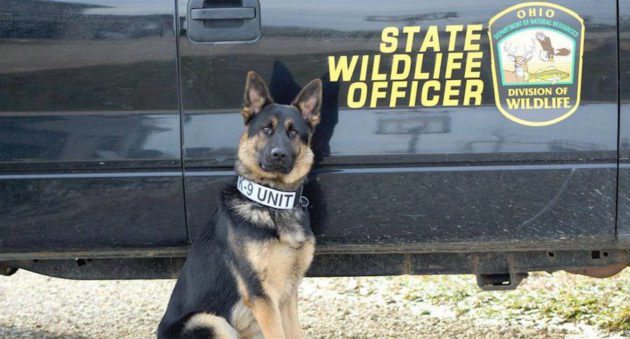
[270, 148, 288, 160]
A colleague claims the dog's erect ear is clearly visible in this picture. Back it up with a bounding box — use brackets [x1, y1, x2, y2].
[292, 79, 322, 129]
[243, 71, 272, 123]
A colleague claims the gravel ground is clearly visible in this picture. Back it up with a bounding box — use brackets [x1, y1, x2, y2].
[0, 269, 628, 339]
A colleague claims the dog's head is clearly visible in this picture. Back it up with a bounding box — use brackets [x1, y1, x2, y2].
[237, 71, 322, 188]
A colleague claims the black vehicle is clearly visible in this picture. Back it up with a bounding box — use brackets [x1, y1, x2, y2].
[1, 0, 629, 290]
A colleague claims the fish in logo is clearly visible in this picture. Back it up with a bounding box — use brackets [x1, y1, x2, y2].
[488, 2, 585, 126]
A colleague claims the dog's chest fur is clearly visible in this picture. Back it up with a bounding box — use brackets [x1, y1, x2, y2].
[230, 197, 315, 303]
[245, 231, 314, 303]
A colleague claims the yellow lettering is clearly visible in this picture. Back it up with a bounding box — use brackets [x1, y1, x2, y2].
[528, 8, 536, 17]
[463, 79, 484, 105]
[413, 54, 429, 80]
[445, 25, 463, 51]
[464, 24, 483, 51]
[391, 54, 412, 80]
[445, 52, 463, 78]
[370, 82, 388, 107]
[390, 81, 407, 107]
[348, 82, 367, 108]
[409, 81, 419, 106]
[380, 27, 399, 53]
[433, 53, 443, 79]
[421, 80, 441, 106]
[506, 98, 520, 109]
[443, 80, 461, 106]
[359, 55, 369, 81]
[419, 26, 440, 52]
[371, 55, 387, 81]
[402, 26, 421, 53]
[328, 55, 358, 82]
[464, 52, 483, 78]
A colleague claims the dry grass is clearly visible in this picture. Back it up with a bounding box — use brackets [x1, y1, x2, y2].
[319, 268, 630, 336]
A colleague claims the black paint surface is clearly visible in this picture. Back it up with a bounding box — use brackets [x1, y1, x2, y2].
[180, 0, 619, 249]
[618, 0, 630, 245]
[0, 0, 624, 258]
[0, 0, 187, 250]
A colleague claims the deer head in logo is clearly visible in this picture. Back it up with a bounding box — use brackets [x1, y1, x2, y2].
[503, 41, 536, 83]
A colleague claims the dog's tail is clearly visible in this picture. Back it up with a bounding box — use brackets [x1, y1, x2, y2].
[159, 312, 239, 339]
[182, 313, 239, 339]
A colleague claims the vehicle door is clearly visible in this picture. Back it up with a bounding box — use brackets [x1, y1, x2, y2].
[179, 0, 618, 252]
[0, 0, 186, 254]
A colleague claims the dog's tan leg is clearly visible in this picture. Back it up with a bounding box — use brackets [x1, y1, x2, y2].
[280, 291, 303, 339]
[249, 297, 285, 339]
[291, 291, 304, 339]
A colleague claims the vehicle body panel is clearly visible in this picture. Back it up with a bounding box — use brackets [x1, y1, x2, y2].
[0, 0, 626, 279]
[618, 0, 630, 246]
[0, 0, 187, 251]
[179, 0, 619, 251]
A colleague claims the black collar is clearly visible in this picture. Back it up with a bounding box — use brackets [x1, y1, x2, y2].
[236, 176, 305, 209]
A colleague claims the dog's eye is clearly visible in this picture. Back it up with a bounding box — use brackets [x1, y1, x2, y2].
[288, 129, 298, 138]
[263, 126, 273, 135]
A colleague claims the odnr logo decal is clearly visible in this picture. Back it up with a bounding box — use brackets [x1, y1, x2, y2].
[488, 2, 585, 126]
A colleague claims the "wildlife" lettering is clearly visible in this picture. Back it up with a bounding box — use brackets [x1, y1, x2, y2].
[328, 25, 485, 109]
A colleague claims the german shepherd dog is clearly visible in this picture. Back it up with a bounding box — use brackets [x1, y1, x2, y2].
[158, 71, 322, 339]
